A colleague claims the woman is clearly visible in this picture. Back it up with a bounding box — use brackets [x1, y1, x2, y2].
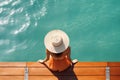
[38, 30, 78, 72]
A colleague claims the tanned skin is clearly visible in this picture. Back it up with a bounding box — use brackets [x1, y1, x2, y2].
[38, 47, 78, 64]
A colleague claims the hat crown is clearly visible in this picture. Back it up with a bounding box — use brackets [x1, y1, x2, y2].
[52, 35, 63, 47]
[44, 29, 69, 53]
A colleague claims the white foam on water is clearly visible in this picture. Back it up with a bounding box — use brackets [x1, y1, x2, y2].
[0, 0, 12, 6]
[40, 7, 47, 17]
[9, 7, 23, 16]
[34, 22, 38, 26]
[5, 46, 16, 54]
[5, 40, 28, 54]
[30, 0, 35, 5]
[0, 19, 9, 25]
[9, 9, 15, 16]
[14, 21, 30, 34]
[40, 0, 48, 17]
[33, 0, 48, 19]
[11, 0, 21, 6]
[13, 14, 30, 34]
[0, 8, 3, 13]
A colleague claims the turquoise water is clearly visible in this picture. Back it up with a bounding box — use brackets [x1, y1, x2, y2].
[0, 0, 120, 62]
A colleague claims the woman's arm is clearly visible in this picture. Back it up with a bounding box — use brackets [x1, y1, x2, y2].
[66, 47, 78, 64]
[38, 49, 50, 63]
[66, 47, 72, 63]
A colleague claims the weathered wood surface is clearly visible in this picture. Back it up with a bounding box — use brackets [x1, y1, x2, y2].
[29, 76, 106, 80]
[0, 62, 120, 80]
[0, 62, 26, 67]
[0, 62, 25, 80]
[108, 62, 120, 80]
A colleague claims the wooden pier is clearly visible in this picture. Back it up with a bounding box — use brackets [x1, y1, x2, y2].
[0, 62, 120, 80]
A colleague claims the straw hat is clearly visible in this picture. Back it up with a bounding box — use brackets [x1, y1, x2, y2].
[44, 30, 69, 53]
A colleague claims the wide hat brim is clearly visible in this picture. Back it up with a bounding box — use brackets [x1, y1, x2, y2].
[44, 30, 69, 53]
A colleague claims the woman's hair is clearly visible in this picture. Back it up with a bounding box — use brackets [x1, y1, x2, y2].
[46, 47, 70, 58]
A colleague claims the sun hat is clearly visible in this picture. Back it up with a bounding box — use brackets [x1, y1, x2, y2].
[44, 29, 69, 53]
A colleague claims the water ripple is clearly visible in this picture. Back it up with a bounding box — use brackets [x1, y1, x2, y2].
[13, 14, 30, 34]
[11, 0, 21, 6]
[5, 40, 28, 54]
[6, 46, 16, 54]
[0, 18, 9, 25]
[33, 0, 48, 20]
[9, 7, 23, 16]
[30, 0, 35, 5]
[40, 0, 48, 17]
[0, 8, 3, 13]
[0, 0, 12, 6]
[40, 6, 47, 17]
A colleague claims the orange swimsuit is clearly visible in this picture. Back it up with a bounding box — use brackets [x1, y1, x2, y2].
[45, 55, 72, 72]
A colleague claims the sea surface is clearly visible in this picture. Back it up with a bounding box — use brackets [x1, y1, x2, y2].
[0, 0, 120, 61]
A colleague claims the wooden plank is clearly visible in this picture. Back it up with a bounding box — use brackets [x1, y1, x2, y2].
[0, 62, 26, 67]
[75, 62, 107, 67]
[110, 67, 120, 75]
[0, 76, 24, 80]
[108, 62, 120, 67]
[0, 68, 24, 75]
[1, 62, 120, 80]
[27, 62, 106, 77]
[28, 67, 106, 76]
[111, 76, 120, 80]
[27, 62, 107, 67]
[27, 62, 45, 67]
[73, 67, 105, 76]
[29, 76, 105, 80]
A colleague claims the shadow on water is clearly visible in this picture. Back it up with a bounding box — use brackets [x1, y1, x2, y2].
[44, 63, 78, 80]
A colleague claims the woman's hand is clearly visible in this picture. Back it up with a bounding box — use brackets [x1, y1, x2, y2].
[37, 59, 45, 64]
[72, 59, 78, 64]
